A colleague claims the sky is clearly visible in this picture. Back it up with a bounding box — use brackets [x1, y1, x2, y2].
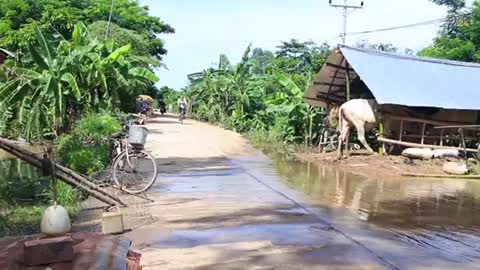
[140, 0, 462, 90]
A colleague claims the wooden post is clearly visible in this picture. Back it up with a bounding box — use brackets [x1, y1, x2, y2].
[379, 121, 385, 155]
[399, 120, 404, 141]
[421, 122, 426, 144]
[345, 62, 351, 101]
[48, 144, 57, 203]
[440, 128, 444, 146]
[345, 60, 351, 152]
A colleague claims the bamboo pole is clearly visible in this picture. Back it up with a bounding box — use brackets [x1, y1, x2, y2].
[0, 144, 121, 206]
[0, 140, 116, 199]
[402, 173, 480, 179]
[379, 121, 385, 156]
[0, 138, 125, 206]
[0, 138, 122, 202]
[377, 137, 478, 153]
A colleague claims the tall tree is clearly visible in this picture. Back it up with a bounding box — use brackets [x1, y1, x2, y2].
[355, 40, 399, 53]
[0, 0, 174, 60]
[420, 0, 478, 61]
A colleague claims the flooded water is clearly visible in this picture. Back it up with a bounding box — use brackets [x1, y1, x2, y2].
[268, 156, 480, 263]
[0, 150, 46, 206]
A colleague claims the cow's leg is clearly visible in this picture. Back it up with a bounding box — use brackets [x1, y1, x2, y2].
[337, 120, 350, 158]
[355, 123, 374, 153]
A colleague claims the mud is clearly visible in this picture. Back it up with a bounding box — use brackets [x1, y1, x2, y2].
[296, 151, 448, 178]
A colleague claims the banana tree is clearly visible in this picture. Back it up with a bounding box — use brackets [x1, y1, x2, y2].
[0, 22, 158, 141]
[267, 70, 323, 147]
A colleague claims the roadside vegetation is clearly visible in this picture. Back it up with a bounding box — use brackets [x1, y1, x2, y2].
[178, 41, 330, 153]
[0, 0, 170, 237]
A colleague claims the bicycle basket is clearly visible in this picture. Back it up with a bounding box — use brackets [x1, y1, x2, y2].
[128, 125, 148, 147]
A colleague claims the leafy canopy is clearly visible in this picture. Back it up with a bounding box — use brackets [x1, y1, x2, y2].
[0, 0, 174, 60]
[419, 0, 480, 61]
[183, 40, 330, 145]
[0, 22, 158, 141]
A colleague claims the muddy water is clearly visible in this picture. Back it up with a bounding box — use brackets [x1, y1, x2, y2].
[269, 156, 480, 263]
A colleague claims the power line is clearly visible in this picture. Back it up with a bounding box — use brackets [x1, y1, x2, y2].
[329, 0, 364, 45]
[346, 12, 471, 36]
[346, 18, 446, 36]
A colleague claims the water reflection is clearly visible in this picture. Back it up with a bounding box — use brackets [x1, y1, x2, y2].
[0, 154, 46, 206]
[270, 156, 480, 262]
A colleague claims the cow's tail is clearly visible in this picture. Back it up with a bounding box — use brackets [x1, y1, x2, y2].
[337, 105, 344, 134]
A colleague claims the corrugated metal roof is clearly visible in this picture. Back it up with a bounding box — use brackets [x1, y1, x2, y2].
[304, 46, 480, 110]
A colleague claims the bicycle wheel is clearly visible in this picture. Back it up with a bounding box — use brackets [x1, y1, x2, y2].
[112, 150, 158, 194]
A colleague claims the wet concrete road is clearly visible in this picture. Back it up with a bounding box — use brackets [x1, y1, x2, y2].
[97, 114, 480, 269]
[123, 115, 387, 269]
[127, 157, 390, 270]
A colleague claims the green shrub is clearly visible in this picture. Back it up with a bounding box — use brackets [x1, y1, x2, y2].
[54, 182, 82, 215]
[245, 129, 293, 155]
[0, 202, 79, 237]
[0, 206, 44, 236]
[75, 112, 122, 143]
[56, 112, 121, 176]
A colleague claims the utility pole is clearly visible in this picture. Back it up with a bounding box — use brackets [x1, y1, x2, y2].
[105, 0, 115, 39]
[329, 0, 364, 45]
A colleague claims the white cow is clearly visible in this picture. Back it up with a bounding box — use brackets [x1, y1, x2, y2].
[330, 99, 382, 158]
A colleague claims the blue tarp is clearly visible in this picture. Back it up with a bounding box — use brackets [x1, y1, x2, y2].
[340, 46, 480, 110]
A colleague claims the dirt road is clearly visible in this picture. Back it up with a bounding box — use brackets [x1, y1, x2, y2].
[124, 114, 389, 270]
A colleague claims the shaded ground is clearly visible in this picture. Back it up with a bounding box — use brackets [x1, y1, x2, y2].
[74, 114, 479, 269]
[296, 151, 447, 178]
[123, 114, 388, 269]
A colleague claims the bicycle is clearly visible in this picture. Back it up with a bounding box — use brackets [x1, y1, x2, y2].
[179, 107, 186, 124]
[109, 119, 158, 194]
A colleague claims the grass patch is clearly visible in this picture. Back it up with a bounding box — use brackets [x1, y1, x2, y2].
[0, 160, 82, 237]
[0, 203, 80, 237]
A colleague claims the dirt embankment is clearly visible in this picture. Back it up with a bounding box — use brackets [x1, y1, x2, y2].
[296, 151, 450, 178]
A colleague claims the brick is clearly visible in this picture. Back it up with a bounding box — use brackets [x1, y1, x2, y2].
[24, 236, 74, 266]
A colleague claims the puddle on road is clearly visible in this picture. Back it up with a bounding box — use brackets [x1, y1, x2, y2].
[262, 155, 480, 262]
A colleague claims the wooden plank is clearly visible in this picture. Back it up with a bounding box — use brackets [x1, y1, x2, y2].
[313, 82, 345, 88]
[326, 62, 355, 71]
[434, 125, 480, 129]
[385, 114, 478, 130]
[377, 137, 478, 153]
[401, 134, 478, 141]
